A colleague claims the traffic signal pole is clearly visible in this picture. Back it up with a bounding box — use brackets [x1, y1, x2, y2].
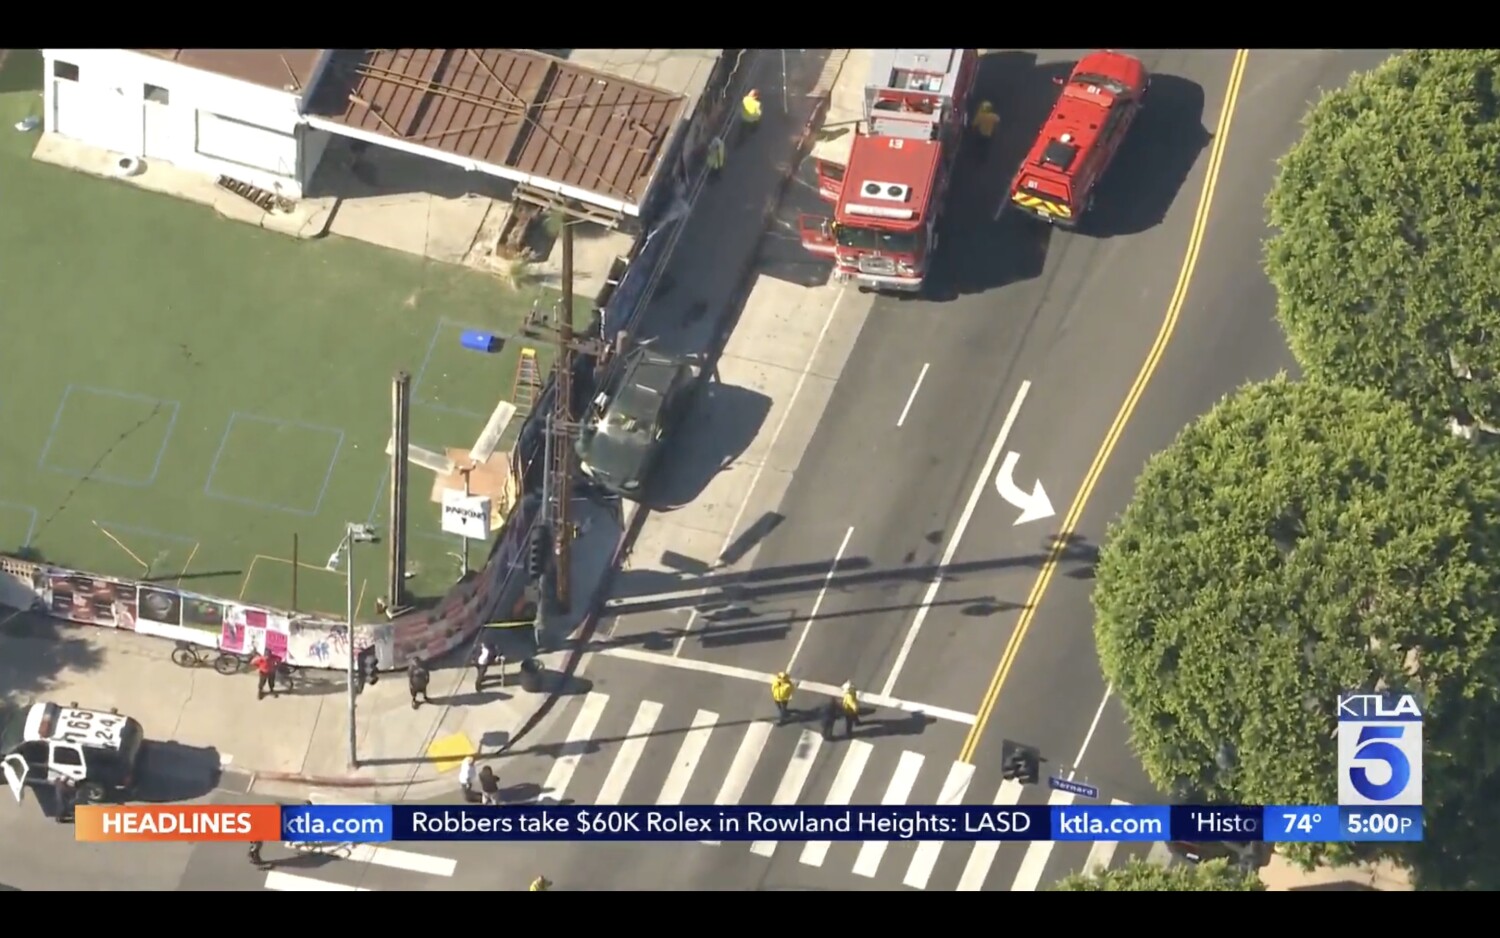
[346, 531, 359, 770]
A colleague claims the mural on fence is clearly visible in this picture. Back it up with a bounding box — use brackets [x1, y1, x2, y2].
[44, 572, 137, 631]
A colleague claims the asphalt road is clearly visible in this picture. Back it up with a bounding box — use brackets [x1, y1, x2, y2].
[667, 49, 1238, 716]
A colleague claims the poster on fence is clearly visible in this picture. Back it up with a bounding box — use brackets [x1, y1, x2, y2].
[285, 617, 395, 670]
[219, 603, 289, 659]
[45, 571, 137, 630]
[134, 585, 223, 647]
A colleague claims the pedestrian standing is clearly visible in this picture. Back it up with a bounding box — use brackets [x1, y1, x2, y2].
[970, 101, 1000, 157]
[409, 658, 431, 709]
[51, 776, 74, 824]
[479, 765, 501, 806]
[458, 755, 476, 802]
[248, 840, 266, 868]
[706, 135, 726, 179]
[770, 672, 795, 724]
[738, 89, 762, 144]
[252, 650, 280, 700]
[840, 682, 861, 737]
[530, 874, 552, 891]
[475, 642, 493, 692]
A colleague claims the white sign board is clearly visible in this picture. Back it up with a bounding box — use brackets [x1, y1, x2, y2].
[441, 491, 492, 539]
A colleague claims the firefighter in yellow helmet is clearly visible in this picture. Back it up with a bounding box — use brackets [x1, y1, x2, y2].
[839, 681, 861, 737]
[770, 671, 795, 723]
[740, 88, 763, 134]
[971, 101, 1000, 155]
[530, 874, 552, 891]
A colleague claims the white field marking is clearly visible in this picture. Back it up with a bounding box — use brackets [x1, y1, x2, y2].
[671, 285, 850, 658]
[852, 750, 925, 878]
[264, 870, 369, 892]
[595, 700, 663, 806]
[903, 761, 975, 889]
[1083, 798, 1132, 874]
[896, 363, 930, 428]
[1001, 685, 1115, 890]
[541, 692, 610, 803]
[1147, 841, 1173, 866]
[702, 721, 774, 845]
[956, 779, 1024, 891]
[800, 740, 873, 867]
[880, 380, 1033, 697]
[1010, 790, 1076, 892]
[784, 526, 854, 674]
[748, 729, 824, 857]
[657, 709, 718, 805]
[599, 645, 977, 725]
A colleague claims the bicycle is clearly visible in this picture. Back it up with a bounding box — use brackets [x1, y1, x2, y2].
[171, 641, 247, 676]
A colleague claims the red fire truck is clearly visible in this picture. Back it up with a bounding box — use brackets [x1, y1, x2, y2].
[1006, 50, 1148, 228]
[798, 49, 977, 293]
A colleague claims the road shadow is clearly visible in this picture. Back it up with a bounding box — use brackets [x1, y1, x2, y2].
[0, 607, 104, 702]
[648, 381, 772, 510]
[1053, 532, 1100, 580]
[135, 741, 223, 803]
[918, 51, 1071, 301]
[1082, 72, 1209, 238]
[757, 142, 840, 287]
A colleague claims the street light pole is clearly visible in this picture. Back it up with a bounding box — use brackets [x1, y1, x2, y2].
[346, 528, 358, 770]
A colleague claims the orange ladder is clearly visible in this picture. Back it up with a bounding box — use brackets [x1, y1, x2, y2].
[512, 347, 541, 411]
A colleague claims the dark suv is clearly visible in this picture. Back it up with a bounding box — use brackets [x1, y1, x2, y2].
[576, 348, 696, 499]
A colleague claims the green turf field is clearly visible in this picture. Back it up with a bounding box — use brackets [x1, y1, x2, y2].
[0, 50, 576, 617]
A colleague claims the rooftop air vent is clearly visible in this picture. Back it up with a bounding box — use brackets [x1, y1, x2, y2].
[860, 180, 911, 202]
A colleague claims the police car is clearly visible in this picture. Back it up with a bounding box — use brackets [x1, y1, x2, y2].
[1, 701, 145, 805]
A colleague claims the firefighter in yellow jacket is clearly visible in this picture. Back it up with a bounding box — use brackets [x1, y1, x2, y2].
[771, 671, 795, 723]
[530, 874, 552, 891]
[741, 89, 763, 127]
[839, 682, 861, 737]
[971, 101, 1000, 155]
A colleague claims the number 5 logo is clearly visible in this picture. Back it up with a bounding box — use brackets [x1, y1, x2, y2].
[1349, 726, 1411, 802]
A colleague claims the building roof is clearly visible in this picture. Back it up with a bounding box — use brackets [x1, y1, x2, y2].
[131, 49, 324, 94]
[304, 49, 686, 215]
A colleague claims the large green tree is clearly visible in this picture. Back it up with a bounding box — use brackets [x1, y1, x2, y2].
[1053, 858, 1263, 892]
[1092, 377, 1500, 889]
[1265, 49, 1500, 434]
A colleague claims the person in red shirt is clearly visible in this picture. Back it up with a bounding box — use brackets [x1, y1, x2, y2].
[252, 651, 280, 700]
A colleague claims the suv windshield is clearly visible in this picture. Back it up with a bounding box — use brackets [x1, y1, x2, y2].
[1072, 73, 1131, 96]
[0, 704, 26, 756]
[600, 383, 660, 439]
[836, 224, 921, 254]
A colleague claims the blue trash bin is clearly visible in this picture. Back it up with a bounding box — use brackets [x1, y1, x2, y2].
[461, 330, 498, 353]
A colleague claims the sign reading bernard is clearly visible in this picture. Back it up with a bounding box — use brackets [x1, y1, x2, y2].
[441, 490, 493, 540]
[1337, 691, 1423, 806]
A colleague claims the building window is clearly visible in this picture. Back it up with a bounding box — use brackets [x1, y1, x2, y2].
[53, 60, 79, 82]
[144, 84, 169, 105]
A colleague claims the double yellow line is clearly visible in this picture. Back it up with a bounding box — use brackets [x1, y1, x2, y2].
[959, 50, 1251, 765]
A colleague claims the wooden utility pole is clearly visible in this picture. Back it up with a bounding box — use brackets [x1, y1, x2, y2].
[522, 211, 609, 614]
[388, 370, 411, 612]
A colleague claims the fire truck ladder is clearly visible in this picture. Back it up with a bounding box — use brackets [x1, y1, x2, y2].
[512, 347, 542, 414]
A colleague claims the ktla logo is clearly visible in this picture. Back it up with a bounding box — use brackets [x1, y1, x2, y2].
[1337, 692, 1423, 806]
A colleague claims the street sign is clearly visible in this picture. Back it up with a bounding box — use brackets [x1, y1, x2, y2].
[1048, 776, 1099, 799]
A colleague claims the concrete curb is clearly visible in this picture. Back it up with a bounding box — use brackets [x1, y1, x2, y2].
[237, 55, 844, 797]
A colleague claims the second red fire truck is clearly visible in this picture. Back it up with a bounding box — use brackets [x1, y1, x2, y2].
[798, 49, 977, 294]
[1006, 50, 1149, 228]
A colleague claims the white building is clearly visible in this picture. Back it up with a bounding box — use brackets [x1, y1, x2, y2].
[42, 49, 333, 199]
[39, 48, 694, 219]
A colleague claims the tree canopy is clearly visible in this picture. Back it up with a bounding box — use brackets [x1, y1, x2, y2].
[1053, 858, 1263, 892]
[1265, 49, 1500, 433]
[1092, 377, 1500, 888]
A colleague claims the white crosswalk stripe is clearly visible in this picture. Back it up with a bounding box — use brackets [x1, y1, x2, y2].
[262, 844, 457, 891]
[512, 693, 1151, 890]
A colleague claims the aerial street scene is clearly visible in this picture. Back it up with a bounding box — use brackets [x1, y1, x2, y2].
[0, 46, 1486, 892]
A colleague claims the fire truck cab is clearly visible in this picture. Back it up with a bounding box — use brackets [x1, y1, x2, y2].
[798, 49, 976, 293]
[1007, 50, 1148, 228]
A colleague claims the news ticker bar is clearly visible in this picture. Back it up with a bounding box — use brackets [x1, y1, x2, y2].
[74, 803, 1424, 844]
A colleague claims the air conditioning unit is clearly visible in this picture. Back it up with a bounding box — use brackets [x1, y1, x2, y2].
[859, 180, 910, 202]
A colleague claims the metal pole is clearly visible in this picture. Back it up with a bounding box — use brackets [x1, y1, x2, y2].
[346, 534, 359, 770]
[780, 50, 788, 114]
[460, 469, 471, 578]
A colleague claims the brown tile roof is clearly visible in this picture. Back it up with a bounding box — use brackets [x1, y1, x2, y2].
[305, 49, 686, 212]
[132, 49, 324, 93]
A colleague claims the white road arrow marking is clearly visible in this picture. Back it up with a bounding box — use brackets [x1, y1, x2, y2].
[995, 452, 1055, 526]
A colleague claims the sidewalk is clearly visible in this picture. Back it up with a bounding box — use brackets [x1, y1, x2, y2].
[1259, 853, 1412, 891]
[0, 499, 621, 802]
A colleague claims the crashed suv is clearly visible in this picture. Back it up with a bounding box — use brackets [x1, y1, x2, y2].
[576, 347, 696, 500]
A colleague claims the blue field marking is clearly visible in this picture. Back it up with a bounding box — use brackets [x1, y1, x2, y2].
[411, 317, 494, 408]
[203, 412, 346, 516]
[0, 502, 39, 549]
[38, 384, 181, 488]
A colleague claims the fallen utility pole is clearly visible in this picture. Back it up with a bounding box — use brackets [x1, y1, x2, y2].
[522, 211, 609, 615]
